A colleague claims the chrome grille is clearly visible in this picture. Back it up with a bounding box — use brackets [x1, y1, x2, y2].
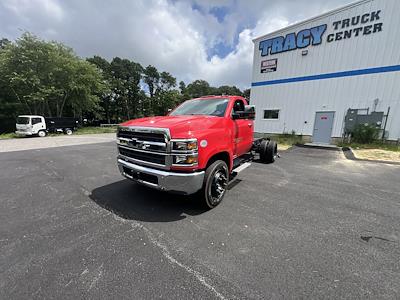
[117, 129, 165, 143]
[119, 146, 166, 165]
[117, 126, 171, 169]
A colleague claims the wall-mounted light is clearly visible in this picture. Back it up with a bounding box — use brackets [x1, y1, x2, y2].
[302, 50, 308, 56]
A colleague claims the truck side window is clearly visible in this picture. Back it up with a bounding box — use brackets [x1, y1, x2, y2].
[32, 118, 42, 125]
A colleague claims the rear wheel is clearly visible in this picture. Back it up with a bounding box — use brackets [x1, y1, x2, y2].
[38, 130, 46, 137]
[201, 160, 229, 209]
[65, 129, 73, 135]
[259, 140, 277, 163]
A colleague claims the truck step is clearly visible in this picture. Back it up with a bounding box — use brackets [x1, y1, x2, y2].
[232, 153, 253, 169]
[232, 162, 251, 173]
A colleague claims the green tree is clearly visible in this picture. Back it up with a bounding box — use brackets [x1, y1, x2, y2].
[216, 85, 243, 96]
[352, 124, 380, 144]
[88, 55, 146, 122]
[109, 57, 143, 120]
[158, 71, 176, 93]
[66, 60, 108, 118]
[87, 55, 110, 73]
[242, 88, 250, 101]
[178, 81, 186, 94]
[153, 72, 178, 115]
[142, 66, 180, 115]
[0, 38, 11, 49]
[144, 65, 159, 98]
[87, 55, 113, 123]
[185, 80, 212, 98]
[155, 90, 181, 115]
[0, 33, 107, 118]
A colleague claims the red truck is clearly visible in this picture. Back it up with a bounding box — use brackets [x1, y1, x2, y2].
[117, 95, 277, 208]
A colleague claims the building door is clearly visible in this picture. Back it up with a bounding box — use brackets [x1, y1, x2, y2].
[312, 111, 335, 144]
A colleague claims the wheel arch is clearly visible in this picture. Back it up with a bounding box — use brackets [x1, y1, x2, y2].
[205, 151, 231, 171]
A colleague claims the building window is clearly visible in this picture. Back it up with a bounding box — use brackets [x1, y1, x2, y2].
[263, 109, 280, 119]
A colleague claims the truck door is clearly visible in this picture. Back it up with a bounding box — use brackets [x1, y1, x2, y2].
[232, 99, 253, 157]
[31, 117, 46, 134]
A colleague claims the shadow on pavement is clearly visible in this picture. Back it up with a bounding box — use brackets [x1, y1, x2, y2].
[90, 179, 208, 222]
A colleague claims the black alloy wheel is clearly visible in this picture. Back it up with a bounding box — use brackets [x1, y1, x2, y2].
[203, 160, 229, 209]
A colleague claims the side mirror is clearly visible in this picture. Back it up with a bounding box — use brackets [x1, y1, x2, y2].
[232, 105, 256, 120]
[232, 112, 241, 120]
[244, 105, 255, 120]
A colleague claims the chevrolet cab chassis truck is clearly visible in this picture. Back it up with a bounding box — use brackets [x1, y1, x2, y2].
[117, 95, 277, 208]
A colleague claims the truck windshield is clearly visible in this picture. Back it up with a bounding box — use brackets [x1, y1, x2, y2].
[17, 117, 30, 125]
[170, 98, 229, 117]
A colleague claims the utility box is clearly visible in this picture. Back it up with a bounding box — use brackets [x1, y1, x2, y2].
[344, 109, 384, 134]
[344, 109, 358, 133]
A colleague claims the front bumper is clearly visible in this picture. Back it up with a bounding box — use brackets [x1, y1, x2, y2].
[15, 130, 33, 136]
[118, 158, 204, 195]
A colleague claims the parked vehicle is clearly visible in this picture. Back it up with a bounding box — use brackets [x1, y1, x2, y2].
[15, 115, 79, 137]
[116, 95, 277, 208]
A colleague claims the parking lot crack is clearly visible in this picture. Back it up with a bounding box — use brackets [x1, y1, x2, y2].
[360, 235, 396, 243]
[87, 263, 104, 291]
[138, 225, 228, 300]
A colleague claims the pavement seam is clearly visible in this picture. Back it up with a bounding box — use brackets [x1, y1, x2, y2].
[127, 221, 228, 300]
[105, 211, 228, 299]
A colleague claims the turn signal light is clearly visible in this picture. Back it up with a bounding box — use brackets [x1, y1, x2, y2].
[174, 155, 198, 165]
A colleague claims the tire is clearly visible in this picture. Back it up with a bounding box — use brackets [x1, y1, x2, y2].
[260, 140, 277, 163]
[65, 129, 73, 135]
[38, 130, 46, 137]
[200, 160, 229, 209]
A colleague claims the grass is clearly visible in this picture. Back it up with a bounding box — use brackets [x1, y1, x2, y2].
[273, 134, 304, 146]
[351, 149, 400, 162]
[0, 132, 19, 139]
[74, 126, 118, 135]
[0, 126, 117, 139]
[255, 133, 304, 151]
[339, 141, 400, 162]
[338, 141, 400, 152]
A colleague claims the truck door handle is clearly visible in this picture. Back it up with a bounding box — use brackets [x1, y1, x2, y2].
[248, 123, 252, 127]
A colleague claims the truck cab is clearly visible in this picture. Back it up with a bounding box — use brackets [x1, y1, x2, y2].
[117, 95, 277, 208]
[16, 115, 47, 137]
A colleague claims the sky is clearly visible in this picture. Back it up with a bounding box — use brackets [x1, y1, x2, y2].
[0, 0, 351, 89]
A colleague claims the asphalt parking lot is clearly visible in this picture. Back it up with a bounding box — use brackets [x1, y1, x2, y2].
[1, 141, 400, 299]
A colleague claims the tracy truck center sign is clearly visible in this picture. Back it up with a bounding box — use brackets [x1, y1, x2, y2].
[259, 10, 383, 57]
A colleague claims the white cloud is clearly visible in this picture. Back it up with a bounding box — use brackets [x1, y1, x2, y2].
[0, 0, 350, 89]
[2, 0, 64, 21]
[198, 16, 290, 88]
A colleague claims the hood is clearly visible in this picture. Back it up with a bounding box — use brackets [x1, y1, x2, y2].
[120, 115, 224, 138]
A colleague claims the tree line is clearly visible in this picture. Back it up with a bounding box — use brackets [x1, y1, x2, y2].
[0, 33, 249, 130]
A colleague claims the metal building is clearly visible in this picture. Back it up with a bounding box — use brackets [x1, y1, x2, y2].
[250, 0, 400, 143]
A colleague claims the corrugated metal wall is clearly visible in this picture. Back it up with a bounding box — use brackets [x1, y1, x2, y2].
[250, 0, 400, 140]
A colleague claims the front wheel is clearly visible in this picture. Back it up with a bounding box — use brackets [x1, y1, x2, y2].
[201, 160, 229, 209]
[38, 130, 46, 137]
[65, 129, 73, 135]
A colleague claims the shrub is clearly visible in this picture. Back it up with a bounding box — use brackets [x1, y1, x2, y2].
[352, 124, 380, 144]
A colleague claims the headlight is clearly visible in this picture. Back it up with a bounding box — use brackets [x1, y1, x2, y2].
[173, 154, 198, 165]
[172, 140, 198, 151]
